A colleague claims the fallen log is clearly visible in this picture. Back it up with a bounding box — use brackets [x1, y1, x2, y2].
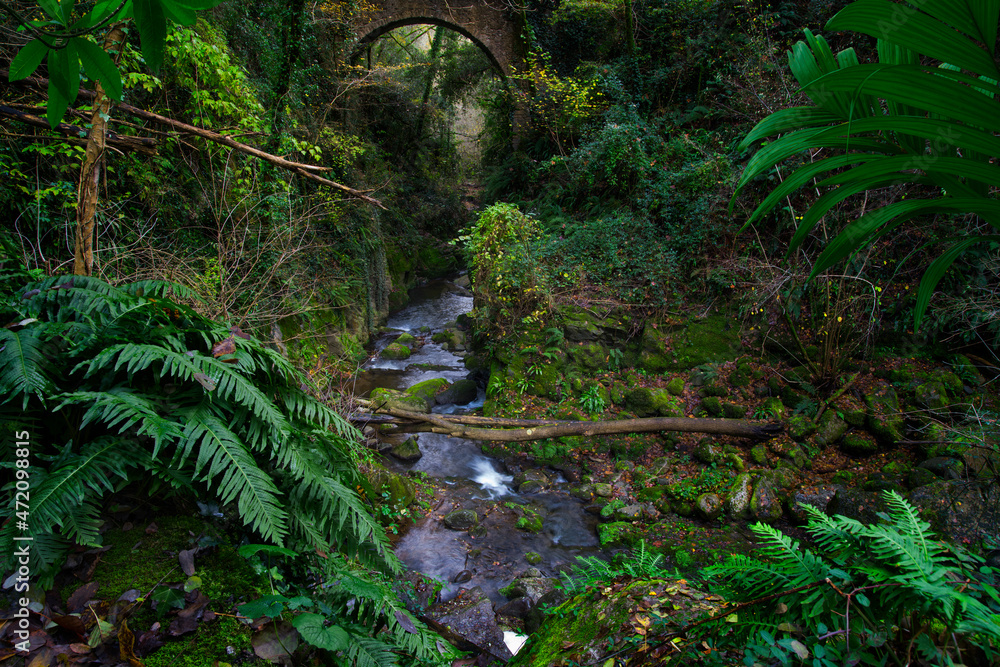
[354, 399, 783, 442]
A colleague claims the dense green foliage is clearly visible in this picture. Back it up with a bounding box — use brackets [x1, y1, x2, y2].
[700, 491, 1000, 665]
[0, 270, 447, 664]
[735, 0, 1000, 329]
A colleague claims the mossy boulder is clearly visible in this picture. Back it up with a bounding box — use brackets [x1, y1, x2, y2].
[693, 439, 722, 464]
[722, 402, 747, 418]
[651, 389, 684, 417]
[695, 493, 724, 521]
[724, 472, 753, 518]
[596, 521, 641, 547]
[368, 470, 416, 510]
[517, 515, 544, 533]
[407, 378, 450, 406]
[666, 376, 685, 396]
[370, 387, 430, 413]
[431, 329, 464, 351]
[639, 315, 742, 374]
[840, 433, 878, 455]
[381, 342, 411, 360]
[567, 340, 608, 373]
[865, 385, 905, 444]
[701, 396, 723, 416]
[389, 437, 422, 462]
[509, 579, 724, 667]
[813, 410, 848, 447]
[395, 332, 417, 347]
[788, 414, 817, 441]
[750, 473, 784, 523]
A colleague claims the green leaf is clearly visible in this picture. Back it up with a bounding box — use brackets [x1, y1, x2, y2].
[73, 37, 122, 100]
[237, 544, 298, 559]
[160, 0, 197, 25]
[90, 0, 124, 22]
[37, 0, 66, 24]
[173, 0, 226, 8]
[292, 613, 350, 651]
[9, 39, 50, 80]
[238, 595, 290, 619]
[46, 46, 76, 127]
[913, 236, 997, 327]
[854, 591, 870, 607]
[826, 0, 1000, 77]
[133, 0, 167, 71]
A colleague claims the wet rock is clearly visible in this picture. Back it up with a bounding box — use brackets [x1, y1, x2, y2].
[523, 590, 568, 634]
[788, 485, 838, 523]
[496, 597, 533, 619]
[514, 469, 551, 492]
[368, 470, 415, 509]
[444, 509, 479, 530]
[813, 410, 848, 447]
[570, 484, 595, 501]
[451, 570, 473, 584]
[701, 396, 723, 416]
[436, 378, 478, 405]
[431, 329, 465, 351]
[751, 474, 783, 523]
[907, 480, 1000, 545]
[826, 488, 888, 525]
[724, 472, 753, 519]
[469, 525, 488, 538]
[525, 552, 542, 565]
[500, 575, 555, 604]
[788, 413, 817, 441]
[395, 332, 417, 347]
[407, 378, 450, 407]
[695, 493, 723, 521]
[865, 386, 905, 443]
[389, 437, 422, 462]
[693, 439, 721, 464]
[593, 483, 613, 498]
[840, 433, 878, 455]
[381, 342, 411, 360]
[424, 586, 512, 661]
[918, 457, 965, 480]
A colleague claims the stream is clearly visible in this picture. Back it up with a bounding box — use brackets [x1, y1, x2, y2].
[357, 279, 601, 603]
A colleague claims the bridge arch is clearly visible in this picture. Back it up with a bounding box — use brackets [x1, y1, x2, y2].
[349, 0, 526, 79]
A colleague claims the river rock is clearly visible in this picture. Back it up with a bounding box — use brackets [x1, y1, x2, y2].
[695, 493, 723, 521]
[514, 469, 551, 493]
[917, 456, 965, 480]
[381, 342, 411, 360]
[435, 378, 478, 405]
[369, 387, 431, 413]
[444, 509, 479, 530]
[724, 472, 753, 519]
[389, 437, 422, 462]
[424, 586, 512, 661]
[496, 597, 533, 619]
[788, 485, 838, 523]
[500, 575, 555, 604]
[451, 570, 473, 584]
[593, 483, 613, 498]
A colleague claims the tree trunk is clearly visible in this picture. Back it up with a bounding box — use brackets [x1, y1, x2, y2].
[73, 23, 126, 277]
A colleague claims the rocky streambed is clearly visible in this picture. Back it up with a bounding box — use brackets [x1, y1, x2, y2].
[356, 279, 1000, 664]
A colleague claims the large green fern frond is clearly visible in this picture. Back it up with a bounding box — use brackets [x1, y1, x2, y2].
[55, 389, 183, 457]
[19, 437, 136, 567]
[0, 325, 52, 408]
[179, 403, 287, 545]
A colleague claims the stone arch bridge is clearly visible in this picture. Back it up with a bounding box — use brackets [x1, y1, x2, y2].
[350, 0, 527, 80]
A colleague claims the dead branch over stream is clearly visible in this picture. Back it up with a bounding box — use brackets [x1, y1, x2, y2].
[353, 399, 783, 442]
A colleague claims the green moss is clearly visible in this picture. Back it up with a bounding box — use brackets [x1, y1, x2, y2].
[517, 516, 544, 533]
[701, 396, 722, 416]
[381, 342, 411, 360]
[597, 521, 640, 547]
[665, 376, 685, 396]
[145, 616, 266, 667]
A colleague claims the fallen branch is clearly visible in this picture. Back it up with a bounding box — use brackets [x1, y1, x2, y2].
[354, 399, 783, 441]
[0, 104, 158, 155]
[2, 69, 385, 208]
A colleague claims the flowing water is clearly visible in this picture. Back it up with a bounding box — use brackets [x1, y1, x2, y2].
[357, 279, 600, 603]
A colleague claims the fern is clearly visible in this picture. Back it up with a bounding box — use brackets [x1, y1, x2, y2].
[0, 273, 451, 662]
[700, 490, 1000, 664]
[0, 326, 51, 408]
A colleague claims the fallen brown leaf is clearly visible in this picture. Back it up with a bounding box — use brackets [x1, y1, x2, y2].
[67, 582, 100, 613]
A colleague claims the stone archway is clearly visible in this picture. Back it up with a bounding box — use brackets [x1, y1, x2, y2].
[350, 0, 525, 79]
[349, 0, 529, 143]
